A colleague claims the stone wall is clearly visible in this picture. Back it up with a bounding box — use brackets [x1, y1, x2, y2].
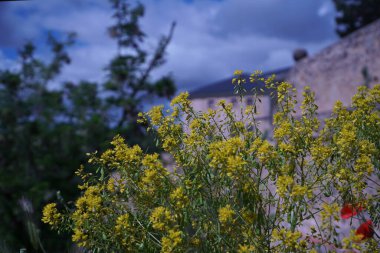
[287, 19, 380, 113]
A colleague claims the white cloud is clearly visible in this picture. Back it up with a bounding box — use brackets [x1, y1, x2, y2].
[318, 1, 335, 17]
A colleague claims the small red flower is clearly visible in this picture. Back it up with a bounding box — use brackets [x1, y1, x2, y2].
[340, 204, 364, 219]
[355, 220, 374, 240]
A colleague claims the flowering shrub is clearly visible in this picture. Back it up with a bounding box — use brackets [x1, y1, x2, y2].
[42, 71, 380, 252]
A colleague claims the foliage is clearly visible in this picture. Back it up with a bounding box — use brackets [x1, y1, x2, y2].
[333, 0, 380, 37]
[105, 0, 176, 133]
[43, 71, 380, 252]
[0, 0, 175, 252]
[0, 34, 83, 252]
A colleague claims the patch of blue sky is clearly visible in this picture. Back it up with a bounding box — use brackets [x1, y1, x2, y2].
[1, 48, 18, 59]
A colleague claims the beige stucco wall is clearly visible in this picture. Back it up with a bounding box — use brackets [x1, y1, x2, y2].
[287, 19, 380, 113]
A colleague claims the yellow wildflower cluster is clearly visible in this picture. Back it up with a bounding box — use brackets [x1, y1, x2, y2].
[273, 119, 292, 139]
[140, 153, 169, 196]
[290, 184, 312, 199]
[143, 104, 184, 154]
[106, 177, 116, 193]
[170, 91, 190, 108]
[336, 123, 357, 157]
[98, 135, 143, 170]
[278, 142, 296, 154]
[355, 154, 374, 175]
[148, 105, 164, 125]
[41, 203, 62, 227]
[183, 118, 206, 148]
[276, 81, 296, 106]
[241, 208, 255, 224]
[232, 70, 246, 85]
[257, 140, 278, 164]
[209, 137, 246, 179]
[72, 228, 88, 247]
[310, 142, 332, 166]
[218, 204, 235, 224]
[115, 213, 130, 233]
[272, 229, 307, 251]
[71, 185, 103, 247]
[189, 118, 201, 130]
[320, 203, 340, 222]
[233, 70, 243, 76]
[75, 185, 102, 213]
[161, 229, 182, 253]
[226, 155, 247, 180]
[43, 71, 380, 252]
[150, 206, 173, 231]
[237, 244, 255, 253]
[170, 187, 189, 209]
[276, 175, 293, 198]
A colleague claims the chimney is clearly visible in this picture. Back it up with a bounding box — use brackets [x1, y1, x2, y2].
[293, 48, 308, 62]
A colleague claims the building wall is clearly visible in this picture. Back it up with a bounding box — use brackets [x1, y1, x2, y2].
[191, 95, 273, 133]
[189, 20, 380, 134]
[287, 19, 380, 113]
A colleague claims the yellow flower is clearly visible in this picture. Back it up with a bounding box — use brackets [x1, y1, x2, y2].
[218, 204, 235, 224]
[271, 229, 304, 250]
[290, 184, 311, 199]
[241, 208, 255, 224]
[257, 140, 277, 164]
[238, 244, 255, 253]
[115, 213, 130, 233]
[234, 70, 243, 76]
[209, 137, 244, 171]
[320, 203, 340, 222]
[75, 185, 102, 213]
[279, 142, 295, 154]
[273, 120, 292, 139]
[189, 119, 201, 130]
[354, 154, 374, 175]
[191, 237, 200, 246]
[41, 203, 62, 226]
[148, 105, 164, 125]
[170, 92, 190, 108]
[72, 228, 88, 247]
[342, 230, 364, 250]
[106, 178, 116, 192]
[170, 187, 189, 209]
[161, 229, 182, 253]
[276, 175, 293, 198]
[336, 123, 357, 156]
[310, 143, 332, 166]
[150, 206, 173, 231]
[226, 155, 247, 179]
[142, 153, 160, 168]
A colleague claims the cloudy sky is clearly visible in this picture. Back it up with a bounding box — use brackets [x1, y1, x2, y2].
[0, 0, 338, 92]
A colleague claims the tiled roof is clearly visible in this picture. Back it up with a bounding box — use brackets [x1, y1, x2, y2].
[189, 67, 291, 99]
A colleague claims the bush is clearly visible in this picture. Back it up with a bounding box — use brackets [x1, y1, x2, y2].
[42, 71, 380, 252]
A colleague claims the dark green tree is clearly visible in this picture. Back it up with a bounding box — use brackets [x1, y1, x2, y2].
[0, 34, 84, 252]
[333, 0, 380, 37]
[0, 0, 176, 252]
[105, 0, 176, 146]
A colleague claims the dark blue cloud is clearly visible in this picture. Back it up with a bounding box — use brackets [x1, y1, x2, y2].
[0, 2, 18, 46]
[0, 0, 338, 91]
[211, 0, 336, 43]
